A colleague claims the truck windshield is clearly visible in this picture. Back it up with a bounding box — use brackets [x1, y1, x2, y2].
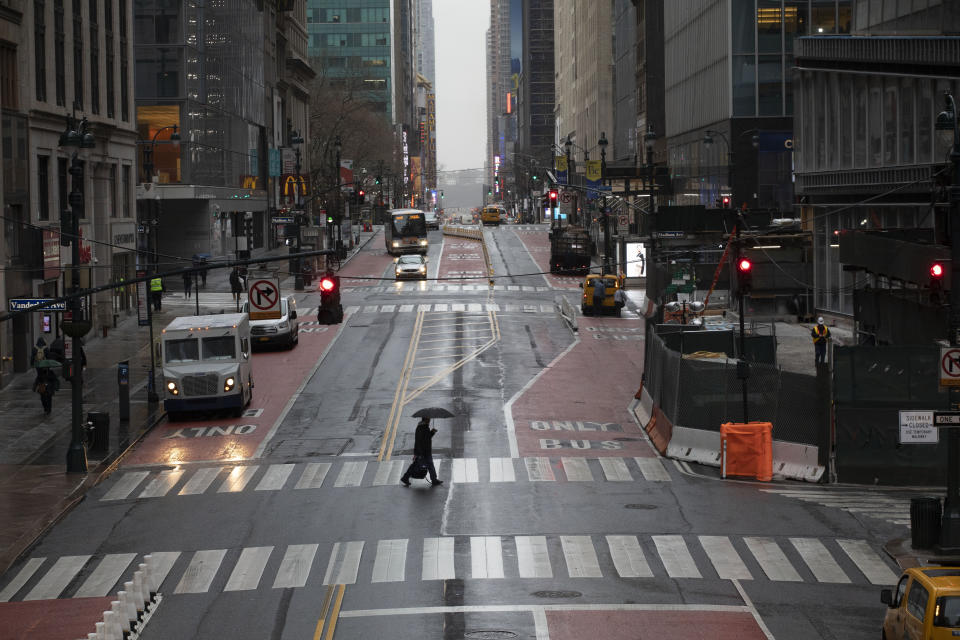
[166, 338, 199, 363]
[202, 336, 236, 360]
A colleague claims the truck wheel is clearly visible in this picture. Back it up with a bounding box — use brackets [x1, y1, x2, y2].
[581, 305, 590, 316]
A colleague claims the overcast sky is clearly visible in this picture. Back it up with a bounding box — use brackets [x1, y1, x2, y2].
[433, 0, 489, 174]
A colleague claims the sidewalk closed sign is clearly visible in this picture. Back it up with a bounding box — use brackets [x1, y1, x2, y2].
[899, 410, 937, 444]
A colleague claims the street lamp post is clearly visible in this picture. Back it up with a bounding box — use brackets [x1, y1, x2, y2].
[289, 127, 305, 291]
[598, 131, 611, 276]
[59, 114, 96, 473]
[333, 136, 342, 258]
[936, 92, 960, 552]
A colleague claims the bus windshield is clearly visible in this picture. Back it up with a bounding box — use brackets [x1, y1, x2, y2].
[391, 214, 426, 237]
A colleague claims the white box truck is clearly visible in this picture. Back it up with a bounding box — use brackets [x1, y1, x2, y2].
[160, 313, 253, 419]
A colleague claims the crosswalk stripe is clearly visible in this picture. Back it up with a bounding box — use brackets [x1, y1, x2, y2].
[561, 457, 592, 481]
[451, 303, 465, 312]
[334, 462, 367, 488]
[635, 458, 671, 482]
[837, 539, 898, 585]
[102, 471, 150, 501]
[452, 458, 479, 483]
[146, 552, 181, 591]
[744, 537, 802, 582]
[362, 305, 379, 313]
[380, 304, 396, 313]
[73, 553, 138, 598]
[652, 535, 701, 578]
[471, 537, 505, 579]
[422, 537, 455, 580]
[0, 557, 45, 602]
[323, 541, 364, 585]
[525, 457, 555, 481]
[295, 462, 332, 489]
[224, 546, 273, 591]
[23, 555, 89, 600]
[698, 536, 751, 580]
[561, 536, 602, 578]
[434, 303, 449, 312]
[599, 458, 633, 481]
[516, 536, 552, 578]
[179, 467, 221, 495]
[345, 305, 360, 314]
[372, 460, 404, 486]
[371, 539, 408, 583]
[790, 538, 850, 584]
[174, 550, 227, 594]
[606, 535, 652, 578]
[488, 458, 516, 483]
[418, 304, 432, 312]
[256, 464, 295, 491]
[273, 544, 319, 589]
[138, 470, 184, 499]
[399, 304, 415, 312]
[217, 465, 260, 493]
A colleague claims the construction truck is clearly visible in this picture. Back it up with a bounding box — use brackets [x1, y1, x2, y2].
[549, 226, 592, 275]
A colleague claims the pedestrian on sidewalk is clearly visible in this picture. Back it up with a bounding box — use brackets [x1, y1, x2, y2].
[613, 287, 626, 311]
[150, 276, 164, 311]
[811, 317, 831, 365]
[30, 338, 47, 369]
[401, 418, 443, 487]
[230, 268, 244, 307]
[182, 271, 193, 298]
[592, 276, 607, 312]
[33, 366, 59, 415]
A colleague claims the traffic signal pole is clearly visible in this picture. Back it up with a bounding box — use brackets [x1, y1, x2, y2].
[66, 152, 87, 473]
[736, 224, 749, 424]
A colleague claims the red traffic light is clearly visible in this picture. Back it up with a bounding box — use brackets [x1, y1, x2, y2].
[722, 196, 731, 208]
[931, 263, 945, 279]
[549, 190, 558, 201]
[737, 258, 753, 273]
[359, 190, 365, 197]
[320, 277, 336, 292]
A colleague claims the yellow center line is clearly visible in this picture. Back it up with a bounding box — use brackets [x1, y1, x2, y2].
[378, 311, 425, 461]
[324, 584, 346, 640]
[312, 585, 337, 640]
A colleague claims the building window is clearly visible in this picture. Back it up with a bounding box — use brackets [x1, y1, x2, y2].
[853, 75, 867, 167]
[105, 0, 114, 118]
[38, 155, 50, 221]
[90, 0, 99, 114]
[109, 164, 117, 217]
[918, 79, 934, 165]
[758, 55, 783, 116]
[899, 77, 915, 165]
[54, 0, 65, 106]
[73, 0, 83, 109]
[58, 157, 68, 214]
[122, 165, 131, 217]
[883, 81, 897, 165]
[0, 41, 17, 109]
[35, 0, 47, 102]
[119, 0, 128, 120]
[733, 55, 756, 117]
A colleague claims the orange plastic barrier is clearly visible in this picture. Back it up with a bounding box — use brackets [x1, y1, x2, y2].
[720, 422, 773, 481]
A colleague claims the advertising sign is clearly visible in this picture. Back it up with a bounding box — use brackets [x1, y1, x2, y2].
[900, 410, 937, 444]
[42, 230, 61, 281]
[626, 242, 647, 278]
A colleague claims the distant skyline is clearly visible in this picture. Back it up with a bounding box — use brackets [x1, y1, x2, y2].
[433, 0, 489, 174]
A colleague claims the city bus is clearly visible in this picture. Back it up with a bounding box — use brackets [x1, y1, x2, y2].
[385, 208, 429, 255]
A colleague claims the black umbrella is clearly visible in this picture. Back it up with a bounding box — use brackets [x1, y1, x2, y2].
[412, 407, 455, 419]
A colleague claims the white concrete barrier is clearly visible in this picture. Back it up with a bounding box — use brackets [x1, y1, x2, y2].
[556, 296, 578, 332]
[83, 555, 162, 640]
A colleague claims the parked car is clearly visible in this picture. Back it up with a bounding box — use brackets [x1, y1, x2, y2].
[242, 295, 299, 349]
[395, 254, 428, 280]
[881, 565, 960, 639]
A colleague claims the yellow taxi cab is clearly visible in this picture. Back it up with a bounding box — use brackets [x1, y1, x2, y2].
[580, 274, 624, 317]
[882, 566, 960, 639]
[480, 205, 503, 226]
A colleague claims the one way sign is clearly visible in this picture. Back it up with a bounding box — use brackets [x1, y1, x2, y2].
[248, 278, 281, 320]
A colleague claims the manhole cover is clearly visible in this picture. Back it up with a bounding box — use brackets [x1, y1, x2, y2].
[265, 438, 350, 458]
[464, 632, 518, 639]
[625, 503, 657, 510]
[531, 590, 582, 599]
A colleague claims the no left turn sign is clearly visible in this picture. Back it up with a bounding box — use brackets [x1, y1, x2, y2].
[248, 278, 281, 320]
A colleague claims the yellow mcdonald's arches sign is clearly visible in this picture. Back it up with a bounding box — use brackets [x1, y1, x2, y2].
[554, 156, 568, 172]
[586, 160, 602, 182]
[241, 176, 258, 189]
[282, 174, 308, 196]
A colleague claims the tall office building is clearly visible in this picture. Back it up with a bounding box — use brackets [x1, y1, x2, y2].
[487, 0, 512, 198]
[517, 0, 555, 174]
[414, 0, 436, 85]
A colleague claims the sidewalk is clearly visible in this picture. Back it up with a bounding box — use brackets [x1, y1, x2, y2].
[0, 228, 380, 580]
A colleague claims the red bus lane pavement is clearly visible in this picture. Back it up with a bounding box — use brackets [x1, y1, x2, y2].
[339, 229, 394, 288]
[0, 596, 115, 640]
[509, 314, 651, 459]
[513, 227, 584, 289]
[438, 237, 488, 283]
[545, 609, 770, 640]
[123, 316, 341, 466]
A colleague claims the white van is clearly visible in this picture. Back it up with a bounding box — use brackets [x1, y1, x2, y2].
[160, 313, 253, 419]
[424, 210, 440, 229]
[241, 295, 299, 349]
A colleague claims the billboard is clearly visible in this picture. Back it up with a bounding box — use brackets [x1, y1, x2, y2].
[626, 242, 647, 278]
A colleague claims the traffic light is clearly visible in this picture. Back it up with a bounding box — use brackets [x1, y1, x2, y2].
[721, 196, 731, 208]
[357, 189, 365, 204]
[317, 273, 343, 324]
[59, 209, 73, 246]
[931, 262, 946, 304]
[736, 256, 753, 294]
[326, 214, 334, 224]
[375, 175, 382, 185]
[549, 190, 558, 203]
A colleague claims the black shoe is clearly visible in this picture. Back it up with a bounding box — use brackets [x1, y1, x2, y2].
[431, 479, 443, 486]
[400, 478, 410, 487]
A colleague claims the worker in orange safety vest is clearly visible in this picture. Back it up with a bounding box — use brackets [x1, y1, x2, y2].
[811, 316, 831, 365]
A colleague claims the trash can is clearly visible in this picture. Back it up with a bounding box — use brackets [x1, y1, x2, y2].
[911, 496, 942, 549]
[87, 411, 110, 453]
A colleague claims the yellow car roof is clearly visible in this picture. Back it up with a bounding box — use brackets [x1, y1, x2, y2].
[913, 567, 960, 593]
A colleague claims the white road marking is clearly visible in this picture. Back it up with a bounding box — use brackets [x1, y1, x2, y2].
[790, 538, 850, 583]
[255, 464, 295, 491]
[599, 458, 633, 481]
[561, 457, 592, 481]
[373, 460, 405, 486]
[471, 536, 505, 579]
[273, 544, 319, 589]
[137, 469, 184, 499]
[23, 555, 89, 600]
[178, 467, 221, 495]
[146, 551, 181, 591]
[0, 558, 45, 602]
[652, 535, 701, 578]
[323, 541, 365, 585]
[635, 457, 671, 481]
[516, 536, 552, 578]
[452, 458, 480, 483]
[294, 462, 331, 489]
[73, 553, 137, 598]
[102, 471, 150, 501]
[422, 537, 456, 580]
[525, 457, 556, 481]
[489, 457, 516, 482]
[224, 546, 273, 591]
[334, 461, 368, 487]
[217, 465, 259, 493]
[698, 536, 752, 580]
[174, 549, 226, 594]
[560, 536, 602, 578]
[606, 535, 653, 578]
[372, 539, 408, 583]
[837, 539, 898, 585]
[744, 537, 802, 582]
